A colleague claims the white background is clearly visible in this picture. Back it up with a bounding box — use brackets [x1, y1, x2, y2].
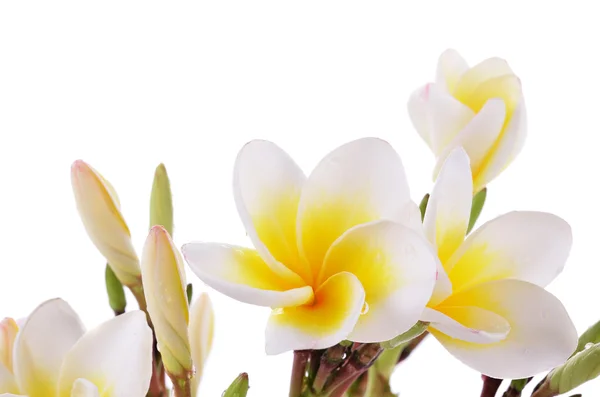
[1, 2, 599, 396]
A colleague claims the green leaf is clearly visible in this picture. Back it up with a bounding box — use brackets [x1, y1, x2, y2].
[419, 193, 430, 221]
[150, 163, 174, 236]
[573, 319, 600, 357]
[186, 283, 193, 305]
[380, 321, 429, 349]
[548, 342, 600, 394]
[467, 187, 487, 234]
[223, 373, 249, 397]
[105, 263, 126, 315]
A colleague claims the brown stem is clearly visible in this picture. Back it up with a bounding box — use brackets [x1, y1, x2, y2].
[322, 343, 383, 395]
[397, 332, 428, 364]
[480, 375, 503, 397]
[290, 350, 310, 397]
[329, 372, 363, 397]
[502, 378, 532, 397]
[313, 344, 347, 392]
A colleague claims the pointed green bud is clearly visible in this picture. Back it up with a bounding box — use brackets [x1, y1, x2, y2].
[419, 194, 430, 221]
[544, 342, 600, 395]
[105, 263, 126, 315]
[467, 187, 487, 234]
[186, 283, 193, 305]
[380, 321, 429, 349]
[573, 319, 600, 357]
[150, 163, 174, 236]
[223, 373, 249, 397]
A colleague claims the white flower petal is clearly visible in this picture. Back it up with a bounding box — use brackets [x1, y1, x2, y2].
[425, 147, 473, 266]
[182, 243, 313, 308]
[265, 272, 364, 354]
[58, 311, 153, 397]
[422, 307, 510, 344]
[447, 211, 572, 293]
[474, 96, 527, 190]
[430, 279, 577, 378]
[436, 49, 469, 92]
[432, 98, 506, 190]
[70, 379, 99, 397]
[408, 84, 475, 157]
[13, 299, 85, 397]
[317, 220, 436, 342]
[453, 57, 514, 99]
[0, 364, 18, 394]
[297, 138, 411, 275]
[233, 140, 309, 285]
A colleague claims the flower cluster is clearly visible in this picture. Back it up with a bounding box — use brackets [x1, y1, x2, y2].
[1, 49, 597, 397]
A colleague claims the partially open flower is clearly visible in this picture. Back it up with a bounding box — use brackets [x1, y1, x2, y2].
[189, 293, 214, 397]
[408, 49, 526, 193]
[421, 147, 577, 378]
[183, 138, 438, 354]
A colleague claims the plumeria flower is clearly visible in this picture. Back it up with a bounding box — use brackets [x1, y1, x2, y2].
[421, 147, 577, 378]
[183, 138, 438, 354]
[408, 49, 526, 193]
[0, 299, 152, 397]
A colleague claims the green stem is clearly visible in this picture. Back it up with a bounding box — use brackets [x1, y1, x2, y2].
[172, 378, 192, 397]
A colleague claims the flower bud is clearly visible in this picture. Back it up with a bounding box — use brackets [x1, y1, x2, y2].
[71, 160, 140, 287]
[189, 292, 214, 397]
[150, 163, 173, 236]
[223, 373, 249, 397]
[140, 225, 192, 379]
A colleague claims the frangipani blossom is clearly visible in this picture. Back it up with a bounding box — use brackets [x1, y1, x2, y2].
[422, 147, 577, 378]
[183, 138, 438, 354]
[71, 160, 141, 287]
[408, 49, 526, 193]
[0, 299, 153, 397]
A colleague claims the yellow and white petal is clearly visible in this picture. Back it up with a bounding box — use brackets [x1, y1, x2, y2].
[182, 243, 313, 308]
[58, 311, 153, 397]
[71, 160, 140, 287]
[70, 379, 99, 397]
[13, 299, 85, 397]
[297, 138, 411, 276]
[425, 147, 473, 266]
[422, 307, 510, 344]
[318, 220, 437, 342]
[430, 279, 577, 378]
[141, 226, 192, 377]
[189, 293, 214, 397]
[452, 57, 514, 101]
[0, 364, 18, 394]
[474, 97, 527, 191]
[265, 272, 365, 354]
[436, 49, 469, 93]
[447, 211, 572, 293]
[234, 140, 309, 285]
[408, 84, 475, 157]
[0, 318, 18, 372]
[432, 99, 506, 189]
